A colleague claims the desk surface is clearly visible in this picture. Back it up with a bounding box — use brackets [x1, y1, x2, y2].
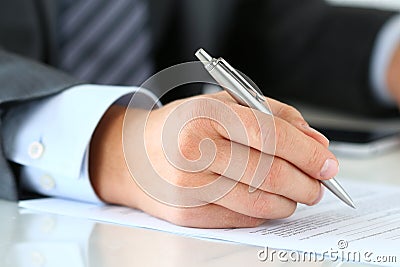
[1, 150, 400, 267]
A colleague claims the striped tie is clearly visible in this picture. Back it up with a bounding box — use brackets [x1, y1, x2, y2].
[58, 0, 153, 86]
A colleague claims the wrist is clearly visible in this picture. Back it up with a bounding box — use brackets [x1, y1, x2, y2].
[89, 105, 143, 208]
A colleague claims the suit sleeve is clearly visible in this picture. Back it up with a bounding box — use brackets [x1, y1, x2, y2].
[226, 0, 398, 117]
[0, 49, 80, 200]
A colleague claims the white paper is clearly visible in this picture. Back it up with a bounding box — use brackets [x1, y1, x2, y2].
[19, 179, 400, 266]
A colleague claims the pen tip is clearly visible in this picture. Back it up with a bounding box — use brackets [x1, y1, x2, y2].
[347, 199, 356, 209]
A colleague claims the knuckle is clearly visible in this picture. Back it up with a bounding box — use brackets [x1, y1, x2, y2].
[177, 131, 196, 159]
[264, 160, 285, 193]
[278, 104, 302, 119]
[177, 124, 211, 163]
[307, 145, 324, 172]
[171, 171, 189, 187]
[304, 181, 321, 205]
[249, 191, 272, 218]
[254, 116, 276, 153]
[281, 201, 297, 219]
[274, 121, 290, 152]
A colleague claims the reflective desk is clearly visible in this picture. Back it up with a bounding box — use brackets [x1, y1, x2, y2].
[1, 149, 400, 267]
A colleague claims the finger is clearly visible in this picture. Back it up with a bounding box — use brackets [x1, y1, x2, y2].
[300, 125, 330, 148]
[272, 115, 338, 180]
[210, 91, 329, 147]
[266, 98, 329, 147]
[133, 176, 266, 228]
[252, 157, 323, 206]
[212, 176, 297, 219]
[212, 103, 339, 180]
[266, 98, 305, 123]
[164, 204, 266, 228]
[208, 139, 323, 205]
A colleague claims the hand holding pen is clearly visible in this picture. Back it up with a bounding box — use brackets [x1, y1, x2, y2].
[93, 50, 350, 229]
[196, 48, 355, 208]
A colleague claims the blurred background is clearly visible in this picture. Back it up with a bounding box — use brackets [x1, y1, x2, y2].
[328, 0, 400, 10]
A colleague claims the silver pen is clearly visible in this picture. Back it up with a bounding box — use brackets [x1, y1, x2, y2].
[195, 48, 356, 209]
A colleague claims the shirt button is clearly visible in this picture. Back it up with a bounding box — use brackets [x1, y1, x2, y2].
[30, 251, 46, 266]
[41, 216, 56, 234]
[28, 141, 45, 159]
[40, 175, 55, 191]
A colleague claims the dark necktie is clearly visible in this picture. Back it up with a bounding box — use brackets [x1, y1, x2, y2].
[58, 0, 153, 86]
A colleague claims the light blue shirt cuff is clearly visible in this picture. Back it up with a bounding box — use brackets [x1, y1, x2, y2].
[3, 84, 160, 203]
[370, 15, 400, 106]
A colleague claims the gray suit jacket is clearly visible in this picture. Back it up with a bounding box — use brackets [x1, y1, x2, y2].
[0, 0, 395, 200]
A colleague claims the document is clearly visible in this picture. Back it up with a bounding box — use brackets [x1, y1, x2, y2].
[20, 179, 400, 266]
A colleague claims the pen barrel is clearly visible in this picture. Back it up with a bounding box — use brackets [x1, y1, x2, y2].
[208, 64, 272, 116]
[321, 179, 355, 208]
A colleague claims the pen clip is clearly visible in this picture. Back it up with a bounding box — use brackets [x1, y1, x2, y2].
[217, 58, 265, 103]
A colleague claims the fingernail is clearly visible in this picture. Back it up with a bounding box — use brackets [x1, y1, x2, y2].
[320, 159, 339, 179]
[302, 125, 329, 144]
[312, 187, 325, 205]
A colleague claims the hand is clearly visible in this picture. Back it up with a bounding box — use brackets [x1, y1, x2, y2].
[387, 45, 400, 103]
[89, 92, 338, 228]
